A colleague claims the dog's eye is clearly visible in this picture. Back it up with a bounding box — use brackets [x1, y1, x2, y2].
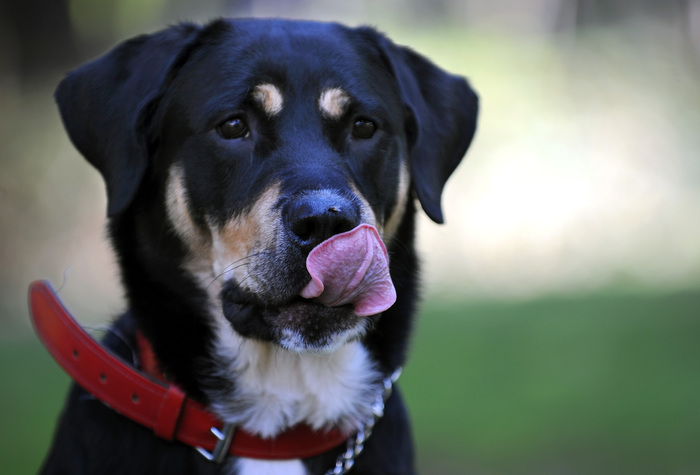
[352, 119, 376, 139]
[217, 117, 249, 139]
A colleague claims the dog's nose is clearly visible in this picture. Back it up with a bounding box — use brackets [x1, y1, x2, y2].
[285, 191, 361, 251]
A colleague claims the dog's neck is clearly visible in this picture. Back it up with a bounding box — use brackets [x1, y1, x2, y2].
[205, 313, 383, 438]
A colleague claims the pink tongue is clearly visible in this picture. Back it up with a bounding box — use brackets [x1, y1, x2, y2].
[299, 224, 396, 317]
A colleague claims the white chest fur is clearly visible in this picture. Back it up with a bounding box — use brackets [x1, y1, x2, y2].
[210, 316, 381, 438]
[233, 458, 307, 475]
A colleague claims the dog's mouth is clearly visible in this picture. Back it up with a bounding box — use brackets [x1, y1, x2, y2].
[220, 224, 396, 352]
[221, 284, 363, 352]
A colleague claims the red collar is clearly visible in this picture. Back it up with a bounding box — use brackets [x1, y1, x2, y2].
[28, 280, 348, 462]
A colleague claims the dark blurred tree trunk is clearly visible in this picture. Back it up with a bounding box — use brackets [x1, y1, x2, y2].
[1, 0, 77, 80]
[557, 0, 699, 64]
[564, 0, 691, 28]
[404, 0, 450, 25]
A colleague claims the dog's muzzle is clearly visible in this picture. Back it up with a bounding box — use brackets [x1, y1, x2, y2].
[220, 190, 395, 350]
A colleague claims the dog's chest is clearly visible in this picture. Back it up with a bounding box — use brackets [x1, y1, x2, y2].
[211, 324, 380, 437]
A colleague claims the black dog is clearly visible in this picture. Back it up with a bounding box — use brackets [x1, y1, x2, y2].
[41, 18, 477, 475]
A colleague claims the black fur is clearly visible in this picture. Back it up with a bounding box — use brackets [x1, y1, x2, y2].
[44, 18, 478, 474]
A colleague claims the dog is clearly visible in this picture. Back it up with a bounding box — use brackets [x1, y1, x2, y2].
[39, 18, 478, 475]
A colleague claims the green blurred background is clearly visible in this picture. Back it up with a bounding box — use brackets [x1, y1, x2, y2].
[2, 0, 700, 473]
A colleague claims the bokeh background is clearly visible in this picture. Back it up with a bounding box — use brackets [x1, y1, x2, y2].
[2, 0, 700, 473]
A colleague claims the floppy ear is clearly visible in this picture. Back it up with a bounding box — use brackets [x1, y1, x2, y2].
[55, 23, 201, 216]
[374, 35, 479, 224]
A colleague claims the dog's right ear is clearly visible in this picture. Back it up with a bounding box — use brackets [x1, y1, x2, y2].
[55, 23, 201, 217]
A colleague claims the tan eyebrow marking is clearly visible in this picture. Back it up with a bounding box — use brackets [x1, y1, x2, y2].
[252, 83, 284, 117]
[318, 88, 351, 119]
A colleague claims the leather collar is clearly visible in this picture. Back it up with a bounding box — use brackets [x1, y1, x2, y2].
[28, 280, 348, 462]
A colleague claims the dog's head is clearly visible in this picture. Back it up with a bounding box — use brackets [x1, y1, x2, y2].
[56, 19, 478, 353]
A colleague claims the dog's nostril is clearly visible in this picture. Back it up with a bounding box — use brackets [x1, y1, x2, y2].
[292, 218, 316, 244]
[290, 213, 355, 247]
[286, 192, 360, 250]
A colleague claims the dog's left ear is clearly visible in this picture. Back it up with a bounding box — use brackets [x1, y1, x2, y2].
[370, 32, 479, 224]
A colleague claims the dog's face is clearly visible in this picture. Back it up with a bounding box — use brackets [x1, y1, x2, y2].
[157, 23, 410, 350]
[56, 19, 478, 355]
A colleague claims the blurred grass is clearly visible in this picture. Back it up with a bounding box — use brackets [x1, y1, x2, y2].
[404, 292, 700, 474]
[2, 292, 699, 473]
[0, 340, 69, 474]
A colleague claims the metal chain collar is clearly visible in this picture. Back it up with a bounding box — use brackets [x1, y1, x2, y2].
[324, 368, 402, 475]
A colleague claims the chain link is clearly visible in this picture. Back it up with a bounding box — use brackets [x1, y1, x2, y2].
[324, 368, 402, 475]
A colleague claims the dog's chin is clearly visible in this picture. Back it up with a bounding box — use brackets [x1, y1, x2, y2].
[276, 307, 370, 354]
[221, 282, 369, 353]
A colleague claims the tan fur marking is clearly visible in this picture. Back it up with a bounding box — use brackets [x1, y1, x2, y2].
[252, 84, 284, 117]
[319, 88, 351, 119]
[166, 166, 211, 251]
[382, 162, 410, 241]
[348, 184, 378, 232]
[165, 166, 215, 292]
[210, 184, 281, 290]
